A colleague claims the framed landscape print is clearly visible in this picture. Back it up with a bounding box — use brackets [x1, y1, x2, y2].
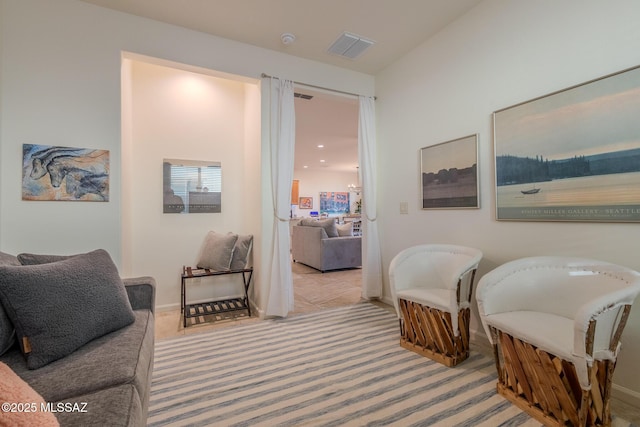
[494, 65, 640, 222]
[420, 134, 479, 209]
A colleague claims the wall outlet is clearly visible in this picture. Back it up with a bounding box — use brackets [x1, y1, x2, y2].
[400, 201, 409, 214]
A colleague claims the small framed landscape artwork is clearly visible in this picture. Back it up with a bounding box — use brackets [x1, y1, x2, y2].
[22, 144, 110, 201]
[420, 134, 479, 209]
[493, 64, 640, 222]
[299, 197, 312, 209]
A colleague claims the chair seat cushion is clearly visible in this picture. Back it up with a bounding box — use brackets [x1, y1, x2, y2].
[484, 311, 574, 361]
[396, 288, 455, 313]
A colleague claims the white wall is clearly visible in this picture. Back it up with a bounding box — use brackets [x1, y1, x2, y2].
[0, 0, 374, 314]
[292, 169, 361, 217]
[125, 60, 257, 309]
[376, 0, 640, 401]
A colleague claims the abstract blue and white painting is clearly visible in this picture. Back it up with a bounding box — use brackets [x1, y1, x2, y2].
[22, 144, 110, 201]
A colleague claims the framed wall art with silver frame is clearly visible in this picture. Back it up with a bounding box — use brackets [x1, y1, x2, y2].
[493, 64, 640, 222]
[420, 134, 479, 209]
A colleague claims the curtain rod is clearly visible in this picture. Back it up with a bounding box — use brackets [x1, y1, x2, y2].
[260, 73, 376, 100]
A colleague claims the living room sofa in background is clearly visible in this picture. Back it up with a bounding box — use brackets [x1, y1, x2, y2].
[291, 219, 362, 272]
[0, 250, 155, 427]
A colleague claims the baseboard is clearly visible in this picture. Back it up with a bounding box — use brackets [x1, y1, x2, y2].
[612, 383, 640, 408]
[379, 295, 394, 307]
[251, 301, 264, 319]
[156, 302, 181, 312]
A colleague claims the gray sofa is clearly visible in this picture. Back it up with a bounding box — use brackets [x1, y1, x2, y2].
[292, 224, 362, 272]
[0, 251, 155, 427]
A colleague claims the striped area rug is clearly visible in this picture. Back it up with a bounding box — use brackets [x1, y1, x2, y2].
[149, 303, 633, 427]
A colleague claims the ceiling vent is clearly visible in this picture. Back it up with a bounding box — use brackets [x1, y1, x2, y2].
[327, 32, 375, 60]
[294, 92, 313, 100]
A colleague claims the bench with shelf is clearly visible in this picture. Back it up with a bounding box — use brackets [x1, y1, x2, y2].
[181, 265, 253, 327]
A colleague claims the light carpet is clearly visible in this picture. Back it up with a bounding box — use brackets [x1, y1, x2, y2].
[149, 303, 634, 427]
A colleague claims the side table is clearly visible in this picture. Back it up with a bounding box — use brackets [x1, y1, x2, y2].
[181, 266, 253, 327]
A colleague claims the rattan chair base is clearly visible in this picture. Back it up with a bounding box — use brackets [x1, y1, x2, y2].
[398, 299, 470, 367]
[494, 330, 613, 427]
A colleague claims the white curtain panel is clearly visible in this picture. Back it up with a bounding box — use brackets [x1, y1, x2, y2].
[358, 96, 383, 299]
[265, 77, 296, 317]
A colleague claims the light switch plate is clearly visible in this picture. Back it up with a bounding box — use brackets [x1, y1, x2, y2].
[400, 202, 409, 214]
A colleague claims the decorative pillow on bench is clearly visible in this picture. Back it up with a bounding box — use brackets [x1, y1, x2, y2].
[196, 231, 238, 270]
[0, 249, 135, 369]
[196, 231, 254, 271]
[230, 234, 253, 270]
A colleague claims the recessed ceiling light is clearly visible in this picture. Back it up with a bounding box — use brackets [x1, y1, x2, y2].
[320, 160, 325, 163]
[303, 165, 308, 168]
[317, 144, 324, 148]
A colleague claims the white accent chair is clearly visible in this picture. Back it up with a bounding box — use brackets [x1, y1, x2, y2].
[476, 256, 640, 427]
[389, 244, 483, 367]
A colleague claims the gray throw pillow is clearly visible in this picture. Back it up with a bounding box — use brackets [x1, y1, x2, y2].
[300, 218, 338, 238]
[0, 249, 135, 369]
[0, 252, 20, 356]
[17, 252, 74, 265]
[299, 218, 316, 226]
[230, 234, 253, 270]
[0, 309, 14, 356]
[0, 251, 20, 266]
[196, 231, 239, 270]
[337, 222, 354, 237]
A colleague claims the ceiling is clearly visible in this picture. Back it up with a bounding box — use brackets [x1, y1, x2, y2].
[79, 0, 483, 172]
[80, 0, 483, 75]
[293, 88, 359, 173]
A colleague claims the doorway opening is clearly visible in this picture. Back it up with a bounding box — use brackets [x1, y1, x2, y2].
[289, 87, 363, 315]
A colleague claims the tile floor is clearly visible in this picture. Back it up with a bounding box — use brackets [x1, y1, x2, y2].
[153, 261, 640, 424]
[154, 261, 367, 341]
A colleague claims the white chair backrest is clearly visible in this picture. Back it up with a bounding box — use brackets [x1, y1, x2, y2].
[477, 256, 640, 389]
[476, 256, 640, 320]
[389, 244, 482, 315]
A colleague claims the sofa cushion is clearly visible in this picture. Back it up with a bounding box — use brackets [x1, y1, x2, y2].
[0, 362, 60, 426]
[196, 231, 238, 270]
[0, 249, 135, 369]
[300, 218, 338, 238]
[53, 384, 143, 427]
[230, 234, 253, 270]
[2, 309, 154, 404]
[0, 252, 19, 356]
